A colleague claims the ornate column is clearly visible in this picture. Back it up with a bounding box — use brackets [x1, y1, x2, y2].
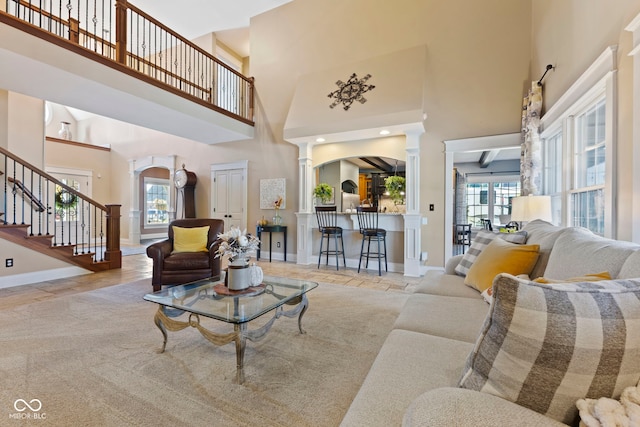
[403, 129, 423, 277]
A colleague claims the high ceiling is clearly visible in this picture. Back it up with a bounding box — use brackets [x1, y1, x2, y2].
[131, 0, 292, 57]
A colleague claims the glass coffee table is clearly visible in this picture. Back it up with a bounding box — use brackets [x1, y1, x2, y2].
[143, 275, 318, 384]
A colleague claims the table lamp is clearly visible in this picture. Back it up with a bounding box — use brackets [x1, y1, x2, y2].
[511, 195, 553, 228]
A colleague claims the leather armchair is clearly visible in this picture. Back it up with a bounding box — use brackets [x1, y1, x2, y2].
[146, 218, 224, 291]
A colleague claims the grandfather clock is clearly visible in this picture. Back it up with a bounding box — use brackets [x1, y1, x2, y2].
[174, 164, 197, 218]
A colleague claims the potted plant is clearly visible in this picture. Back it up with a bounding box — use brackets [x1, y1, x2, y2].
[384, 176, 406, 204]
[313, 183, 333, 204]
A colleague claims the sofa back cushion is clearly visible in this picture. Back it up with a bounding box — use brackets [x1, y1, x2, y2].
[459, 273, 640, 425]
[618, 250, 640, 279]
[544, 227, 639, 279]
[521, 220, 566, 279]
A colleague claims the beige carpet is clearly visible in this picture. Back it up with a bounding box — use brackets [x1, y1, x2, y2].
[0, 279, 408, 426]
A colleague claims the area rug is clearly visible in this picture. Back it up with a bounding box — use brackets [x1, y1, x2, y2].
[0, 279, 408, 426]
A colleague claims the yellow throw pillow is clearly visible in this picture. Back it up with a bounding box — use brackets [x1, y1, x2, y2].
[533, 271, 612, 284]
[172, 226, 210, 253]
[464, 238, 540, 293]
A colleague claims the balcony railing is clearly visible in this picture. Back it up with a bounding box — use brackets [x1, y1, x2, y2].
[2, 0, 254, 124]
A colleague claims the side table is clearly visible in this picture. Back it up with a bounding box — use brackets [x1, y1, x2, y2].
[256, 225, 287, 262]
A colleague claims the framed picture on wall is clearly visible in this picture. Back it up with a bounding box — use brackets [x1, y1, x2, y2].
[260, 178, 286, 209]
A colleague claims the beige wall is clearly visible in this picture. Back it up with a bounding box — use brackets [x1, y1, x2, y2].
[7, 93, 44, 168]
[11, 1, 640, 273]
[252, 0, 532, 266]
[531, 0, 640, 241]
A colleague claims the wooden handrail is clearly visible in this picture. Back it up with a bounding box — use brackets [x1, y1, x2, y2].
[0, 146, 107, 211]
[1, 1, 255, 124]
[7, 177, 46, 212]
[125, 2, 251, 83]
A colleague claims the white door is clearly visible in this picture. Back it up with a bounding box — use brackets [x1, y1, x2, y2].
[212, 168, 245, 231]
[49, 172, 92, 246]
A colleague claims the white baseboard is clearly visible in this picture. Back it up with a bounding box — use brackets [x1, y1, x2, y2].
[0, 266, 92, 289]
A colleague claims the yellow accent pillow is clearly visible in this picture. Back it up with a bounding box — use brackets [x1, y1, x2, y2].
[533, 271, 612, 284]
[464, 238, 540, 293]
[172, 226, 210, 253]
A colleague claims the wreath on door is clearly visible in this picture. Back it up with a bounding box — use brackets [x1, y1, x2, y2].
[55, 185, 78, 211]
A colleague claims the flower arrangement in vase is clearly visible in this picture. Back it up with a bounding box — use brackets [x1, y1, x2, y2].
[215, 227, 261, 290]
[273, 195, 283, 225]
[313, 183, 333, 205]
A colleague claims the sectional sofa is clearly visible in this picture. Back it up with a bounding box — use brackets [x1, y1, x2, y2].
[340, 220, 640, 426]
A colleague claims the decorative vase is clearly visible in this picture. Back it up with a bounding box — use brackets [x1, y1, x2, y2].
[58, 121, 72, 140]
[273, 210, 283, 225]
[227, 258, 250, 291]
[249, 263, 264, 286]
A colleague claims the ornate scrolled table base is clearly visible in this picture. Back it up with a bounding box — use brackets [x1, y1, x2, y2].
[153, 294, 309, 384]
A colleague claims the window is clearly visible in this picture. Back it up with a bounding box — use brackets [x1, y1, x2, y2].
[572, 99, 606, 234]
[541, 131, 563, 225]
[465, 178, 521, 227]
[144, 178, 170, 227]
[539, 46, 615, 237]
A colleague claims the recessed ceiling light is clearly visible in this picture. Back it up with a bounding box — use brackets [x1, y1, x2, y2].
[316, 137, 326, 142]
[379, 130, 390, 135]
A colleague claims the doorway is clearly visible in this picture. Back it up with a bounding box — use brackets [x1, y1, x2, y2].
[46, 167, 93, 246]
[444, 133, 521, 260]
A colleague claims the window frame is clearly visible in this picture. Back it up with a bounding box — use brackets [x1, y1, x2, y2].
[143, 177, 171, 229]
[539, 47, 617, 237]
[464, 174, 521, 228]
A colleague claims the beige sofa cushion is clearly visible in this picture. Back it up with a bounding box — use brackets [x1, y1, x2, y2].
[340, 330, 473, 427]
[409, 270, 483, 299]
[618, 250, 640, 279]
[521, 220, 566, 279]
[403, 388, 568, 427]
[544, 227, 639, 279]
[393, 294, 489, 343]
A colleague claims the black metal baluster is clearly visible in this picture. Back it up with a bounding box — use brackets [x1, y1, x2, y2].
[3, 154, 7, 225]
[99, 209, 104, 261]
[37, 174, 42, 236]
[79, 198, 84, 253]
[29, 169, 34, 235]
[20, 163, 25, 225]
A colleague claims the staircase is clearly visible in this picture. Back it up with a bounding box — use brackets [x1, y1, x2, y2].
[0, 147, 121, 273]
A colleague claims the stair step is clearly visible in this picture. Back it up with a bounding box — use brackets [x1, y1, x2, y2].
[0, 217, 117, 273]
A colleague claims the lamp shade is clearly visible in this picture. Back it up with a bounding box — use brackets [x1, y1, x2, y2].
[511, 195, 552, 223]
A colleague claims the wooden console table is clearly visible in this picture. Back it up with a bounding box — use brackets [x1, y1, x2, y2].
[256, 225, 287, 262]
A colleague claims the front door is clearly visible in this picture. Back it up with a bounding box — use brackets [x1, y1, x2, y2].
[49, 172, 92, 246]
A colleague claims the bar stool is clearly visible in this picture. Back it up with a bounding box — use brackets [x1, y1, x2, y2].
[315, 206, 346, 270]
[356, 206, 387, 276]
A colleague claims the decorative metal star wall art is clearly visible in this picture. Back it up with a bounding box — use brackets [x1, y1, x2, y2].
[328, 73, 375, 111]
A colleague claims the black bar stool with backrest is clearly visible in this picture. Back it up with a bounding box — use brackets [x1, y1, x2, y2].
[356, 206, 387, 276]
[315, 206, 346, 270]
